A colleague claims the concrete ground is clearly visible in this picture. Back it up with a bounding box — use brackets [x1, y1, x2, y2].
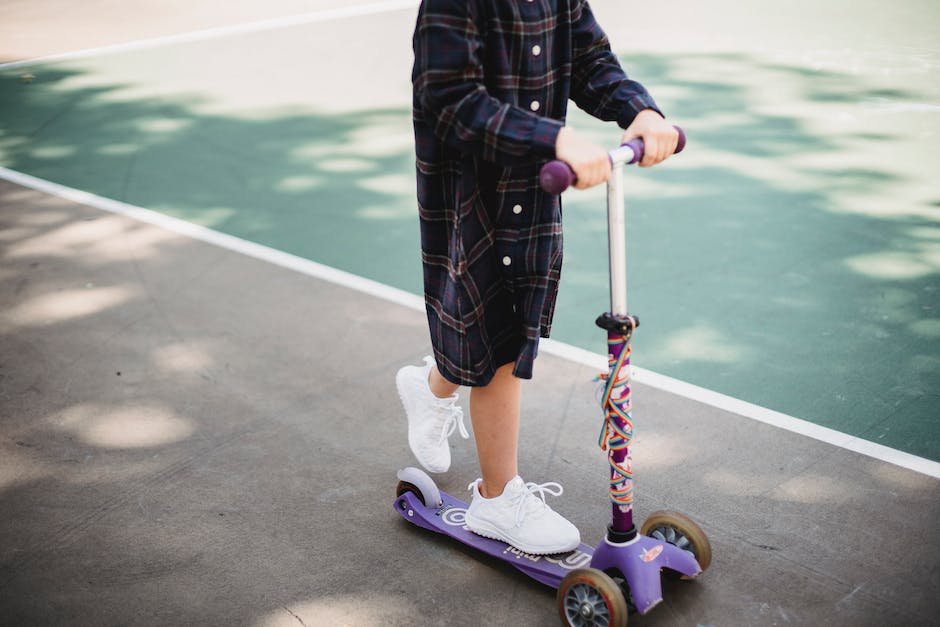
[2, 180, 939, 626]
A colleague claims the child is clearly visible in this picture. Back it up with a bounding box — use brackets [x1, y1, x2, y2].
[397, 0, 679, 555]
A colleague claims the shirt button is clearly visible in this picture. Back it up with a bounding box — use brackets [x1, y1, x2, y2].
[502, 256, 512, 266]
[532, 44, 541, 56]
[529, 100, 540, 112]
[512, 204, 522, 214]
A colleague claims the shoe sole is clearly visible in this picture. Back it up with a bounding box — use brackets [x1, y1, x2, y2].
[464, 513, 580, 555]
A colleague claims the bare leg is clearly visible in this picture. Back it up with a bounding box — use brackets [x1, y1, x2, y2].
[429, 360, 520, 497]
[469, 362, 521, 498]
[428, 366, 460, 399]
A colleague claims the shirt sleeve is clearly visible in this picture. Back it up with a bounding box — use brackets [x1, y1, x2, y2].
[412, 0, 563, 165]
[569, 0, 662, 128]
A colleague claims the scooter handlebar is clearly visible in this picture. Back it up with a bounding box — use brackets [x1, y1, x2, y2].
[539, 126, 686, 195]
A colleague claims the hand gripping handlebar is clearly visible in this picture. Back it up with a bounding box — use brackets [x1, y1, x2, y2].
[539, 127, 686, 194]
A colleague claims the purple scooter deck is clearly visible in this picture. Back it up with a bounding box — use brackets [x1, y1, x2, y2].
[394, 489, 594, 588]
[395, 487, 703, 614]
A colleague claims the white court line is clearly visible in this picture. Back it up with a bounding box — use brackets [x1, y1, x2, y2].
[540, 339, 940, 479]
[2, 165, 939, 481]
[0, 0, 418, 71]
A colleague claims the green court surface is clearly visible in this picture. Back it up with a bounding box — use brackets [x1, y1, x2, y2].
[1, 1, 938, 461]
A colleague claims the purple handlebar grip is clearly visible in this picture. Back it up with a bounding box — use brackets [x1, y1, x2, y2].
[538, 161, 577, 195]
[539, 126, 685, 193]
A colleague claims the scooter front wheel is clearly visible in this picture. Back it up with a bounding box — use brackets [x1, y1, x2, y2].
[640, 510, 712, 574]
[557, 568, 628, 627]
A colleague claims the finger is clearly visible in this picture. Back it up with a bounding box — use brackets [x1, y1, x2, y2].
[596, 157, 611, 185]
[585, 163, 603, 187]
[640, 137, 658, 167]
[664, 132, 679, 159]
[594, 156, 607, 185]
[574, 165, 593, 189]
[667, 130, 679, 156]
[645, 132, 676, 167]
[660, 131, 678, 161]
[588, 156, 607, 186]
[575, 157, 607, 188]
[656, 137, 671, 163]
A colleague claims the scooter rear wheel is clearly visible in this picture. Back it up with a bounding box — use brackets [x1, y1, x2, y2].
[640, 510, 712, 574]
[395, 467, 442, 508]
[557, 568, 628, 627]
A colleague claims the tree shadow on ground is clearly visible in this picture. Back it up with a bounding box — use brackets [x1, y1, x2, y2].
[558, 52, 939, 459]
[0, 66, 423, 294]
[0, 54, 938, 627]
[1, 54, 937, 459]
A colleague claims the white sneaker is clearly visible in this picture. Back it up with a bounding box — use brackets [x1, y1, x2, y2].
[465, 476, 581, 555]
[396, 356, 469, 473]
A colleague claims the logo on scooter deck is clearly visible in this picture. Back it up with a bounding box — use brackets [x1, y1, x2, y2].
[436, 504, 467, 527]
[502, 546, 592, 570]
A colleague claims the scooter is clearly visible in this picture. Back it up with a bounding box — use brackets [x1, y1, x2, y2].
[394, 128, 710, 626]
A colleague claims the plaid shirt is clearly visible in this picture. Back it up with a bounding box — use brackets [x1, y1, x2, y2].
[413, 0, 660, 386]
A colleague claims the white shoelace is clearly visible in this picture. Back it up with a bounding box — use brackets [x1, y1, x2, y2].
[470, 479, 565, 527]
[515, 481, 564, 526]
[421, 355, 469, 445]
[435, 402, 469, 444]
